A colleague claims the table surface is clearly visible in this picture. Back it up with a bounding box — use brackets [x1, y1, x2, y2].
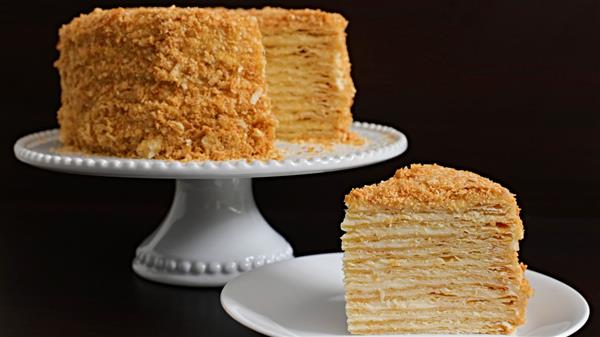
[1, 191, 597, 337]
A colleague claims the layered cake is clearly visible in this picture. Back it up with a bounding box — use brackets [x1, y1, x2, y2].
[341, 164, 531, 334]
[56, 7, 277, 160]
[246, 8, 356, 143]
[55, 7, 360, 161]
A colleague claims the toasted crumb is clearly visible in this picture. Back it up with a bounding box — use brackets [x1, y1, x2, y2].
[346, 164, 519, 215]
[55, 7, 279, 161]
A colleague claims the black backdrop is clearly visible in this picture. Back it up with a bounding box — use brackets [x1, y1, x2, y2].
[1, 1, 599, 336]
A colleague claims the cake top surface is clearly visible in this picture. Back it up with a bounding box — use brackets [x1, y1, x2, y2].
[244, 7, 348, 32]
[345, 164, 517, 212]
[62, 6, 253, 29]
[59, 7, 261, 40]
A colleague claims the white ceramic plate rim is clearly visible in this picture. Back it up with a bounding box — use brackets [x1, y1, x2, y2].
[13, 121, 407, 179]
[221, 253, 590, 337]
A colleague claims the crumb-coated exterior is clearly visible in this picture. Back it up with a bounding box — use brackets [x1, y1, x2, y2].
[56, 7, 278, 160]
[346, 164, 519, 214]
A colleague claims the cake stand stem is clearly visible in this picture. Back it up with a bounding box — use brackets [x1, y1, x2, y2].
[132, 178, 293, 286]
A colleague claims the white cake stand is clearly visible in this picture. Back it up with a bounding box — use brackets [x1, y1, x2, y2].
[14, 122, 407, 286]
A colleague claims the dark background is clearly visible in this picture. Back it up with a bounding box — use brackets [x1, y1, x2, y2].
[1, 0, 598, 336]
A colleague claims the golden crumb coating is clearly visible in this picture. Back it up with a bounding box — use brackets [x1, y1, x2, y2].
[56, 7, 278, 161]
[244, 7, 357, 143]
[346, 164, 519, 214]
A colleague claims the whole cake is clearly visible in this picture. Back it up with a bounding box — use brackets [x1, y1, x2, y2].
[341, 164, 531, 334]
[247, 8, 356, 143]
[55, 7, 360, 161]
[56, 7, 277, 160]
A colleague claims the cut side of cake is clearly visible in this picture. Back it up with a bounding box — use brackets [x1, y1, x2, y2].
[246, 7, 357, 143]
[341, 164, 531, 335]
[56, 7, 278, 161]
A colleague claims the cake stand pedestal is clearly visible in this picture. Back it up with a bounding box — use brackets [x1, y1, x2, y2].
[133, 178, 293, 286]
[14, 122, 407, 286]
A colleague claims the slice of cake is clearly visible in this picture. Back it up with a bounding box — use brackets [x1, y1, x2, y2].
[341, 164, 531, 334]
[56, 7, 277, 161]
[246, 7, 356, 143]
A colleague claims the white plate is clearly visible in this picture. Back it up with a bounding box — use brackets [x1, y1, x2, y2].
[221, 253, 589, 337]
[13, 122, 407, 179]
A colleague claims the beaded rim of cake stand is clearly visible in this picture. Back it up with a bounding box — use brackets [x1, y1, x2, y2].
[133, 247, 294, 275]
[14, 122, 407, 176]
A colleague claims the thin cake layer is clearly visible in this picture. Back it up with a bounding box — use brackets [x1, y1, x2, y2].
[247, 8, 356, 143]
[56, 7, 278, 161]
[341, 164, 531, 335]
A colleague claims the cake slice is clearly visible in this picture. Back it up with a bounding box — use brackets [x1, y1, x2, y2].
[56, 7, 277, 161]
[246, 7, 356, 143]
[341, 164, 531, 334]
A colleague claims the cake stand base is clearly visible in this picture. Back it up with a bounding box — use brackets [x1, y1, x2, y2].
[132, 179, 293, 286]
